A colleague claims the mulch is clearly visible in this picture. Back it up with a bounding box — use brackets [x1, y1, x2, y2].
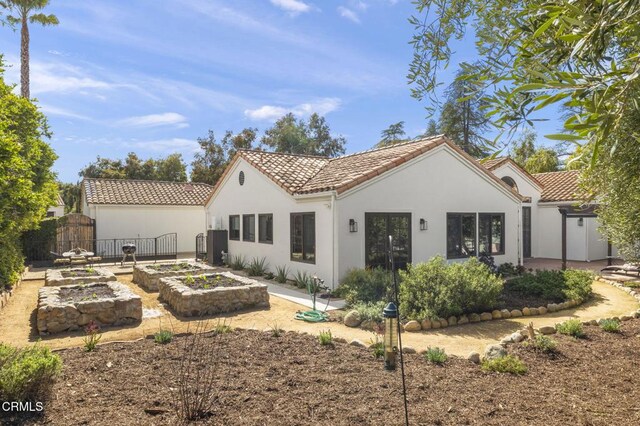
[10, 320, 640, 425]
[58, 284, 115, 303]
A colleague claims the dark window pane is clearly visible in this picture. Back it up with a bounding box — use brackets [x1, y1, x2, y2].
[461, 215, 476, 256]
[447, 213, 476, 258]
[291, 214, 303, 261]
[303, 214, 315, 261]
[447, 214, 460, 258]
[478, 213, 504, 255]
[242, 215, 255, 241]
[491, 215, 503, 254]
[259, 214, 273, 243]
[229, 215, 240, 240]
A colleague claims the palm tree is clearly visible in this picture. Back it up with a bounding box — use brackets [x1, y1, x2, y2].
[1, 0, 58, 98]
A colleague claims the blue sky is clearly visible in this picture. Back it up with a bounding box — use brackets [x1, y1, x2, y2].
[0, 0, 563, 183]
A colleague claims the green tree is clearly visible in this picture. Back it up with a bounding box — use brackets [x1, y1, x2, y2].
[377, 121, 407, 147]
[524, 148, 558, 174]
[79, 153, 187, 182]
[58, 182, 80, 213]
[79, 157, 126, 179]
[156, 153, 187, 182]
[261, 113, 346, 157]
[511, 129, 536, 167]
[424, 119, 438, 137]
[1, 0, 58, 98]
[124, 152, 157, 180]
[0, 57, 57, 287]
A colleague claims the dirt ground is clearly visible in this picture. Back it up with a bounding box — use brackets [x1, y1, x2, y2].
[6, 319, 640, 425]
[0, 275, 638, 358]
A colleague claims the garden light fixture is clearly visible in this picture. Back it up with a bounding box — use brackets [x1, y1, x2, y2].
[383, 301, 399, 371]
[419, 218, 428, 230]
[349, 218, 358, 232]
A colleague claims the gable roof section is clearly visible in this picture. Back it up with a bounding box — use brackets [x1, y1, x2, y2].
[83, 178, 213, 206]
[534, 170, 582, 202]
[56, 193, 65, 206]
[208, 135, 525, 204]
[480, 157, 544, 190]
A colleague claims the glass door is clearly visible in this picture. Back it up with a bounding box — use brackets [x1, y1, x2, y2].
[365, 213, 411, 270]
[522, 207, 531, 258]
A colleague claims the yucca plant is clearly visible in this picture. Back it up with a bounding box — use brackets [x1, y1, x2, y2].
[229, 255, 246, 271]
[246, 257, 268, 276]
[275, 265, 289, 284]
[293, 270, 313, 290]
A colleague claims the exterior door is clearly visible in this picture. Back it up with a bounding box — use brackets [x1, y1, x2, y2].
[522, 207, 531, 258]
[365, 213, 411, 270]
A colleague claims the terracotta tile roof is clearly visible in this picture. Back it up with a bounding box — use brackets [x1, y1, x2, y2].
[534, 170, 582, 202]
[56, 193, 65, 206]
[480, 157, 544, 189]
[83, 178, 213, 206]
[481, 157, 509, 170]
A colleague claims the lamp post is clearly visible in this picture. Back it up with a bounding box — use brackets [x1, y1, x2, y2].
[383, 302, 399, 370]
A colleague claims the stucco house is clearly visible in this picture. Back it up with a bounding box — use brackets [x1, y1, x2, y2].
[47, 194, 65, 217]
[81, 178, 213, 254]
[205, 136, 525, 288]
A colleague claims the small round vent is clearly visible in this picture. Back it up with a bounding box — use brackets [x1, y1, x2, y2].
[239, 171, 245, 186]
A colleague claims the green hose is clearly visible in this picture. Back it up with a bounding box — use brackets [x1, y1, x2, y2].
[294, 310, 329, 322]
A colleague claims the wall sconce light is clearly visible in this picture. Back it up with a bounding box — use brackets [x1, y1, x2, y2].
[419, 218, 428, 231]
[349, 218, 358, 233]
[578, 218, 584, 227]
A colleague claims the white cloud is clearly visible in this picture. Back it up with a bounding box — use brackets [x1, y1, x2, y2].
[39, 104, 91, 121]
[129, 138, 200, 153]
[244, 97, 341, 121]
[270, 0, 311, 14]
[117, 112, 189, 129]
[337, 6, 360, 23]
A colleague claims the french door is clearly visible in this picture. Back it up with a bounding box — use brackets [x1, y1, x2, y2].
[365, 213, 411, 270]
[522, 207, 531, 258]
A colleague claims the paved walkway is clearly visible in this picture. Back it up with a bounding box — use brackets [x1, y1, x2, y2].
[0, 276, 637, 357]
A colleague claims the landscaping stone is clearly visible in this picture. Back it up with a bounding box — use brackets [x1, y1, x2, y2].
[491, 310, 502, 319]
[333, 337, 347, 344]
[404, 320, 422, 332]
[483, 344, 507, 361]
[467, 351, 480, 364]
[431, 319, 441, 329]
[510, 332, 525, 343]
[547, 303, 558, 313]
[529, 308, 539, 316]
[133, 262, 218, 292]
[45, 267, 116, 287]
[402, 346, 417, 354]
[500, 336, 513, 345]
[360, 320, 374, 331]
[439, 319, 449, 328]
[538, 306, 547, 315]
[538, 326, 556, 335]
[447, 316, 457, 326]
[522, 307, 531, 316]
[469, 313, 481, 323]
[349, 339, 366, 348]
[421, 319, 432, 330]
[588, 319, 599, 326]
[500, 309, 511, 319]
[343, 310, 362, 327]
[620, 315, 632, 322]
[510, 309, 523, 318]
[457, 315, 469, 325]
[480, 312, 493, 321]
[633, 311, 640, 319]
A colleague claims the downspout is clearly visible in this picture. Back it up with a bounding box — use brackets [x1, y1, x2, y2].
[331, 193, 338, 290]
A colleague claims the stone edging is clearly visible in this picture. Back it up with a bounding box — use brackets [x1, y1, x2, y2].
[595, 276, 640, 303]
[0, 267, 27, 311]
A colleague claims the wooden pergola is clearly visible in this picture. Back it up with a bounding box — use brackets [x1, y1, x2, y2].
[558, 205, 612, 270]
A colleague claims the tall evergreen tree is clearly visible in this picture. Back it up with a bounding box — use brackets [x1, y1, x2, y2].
[377, 121, 407, 147]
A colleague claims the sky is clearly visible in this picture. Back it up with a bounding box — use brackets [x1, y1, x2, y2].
[0, 0, 564, 183]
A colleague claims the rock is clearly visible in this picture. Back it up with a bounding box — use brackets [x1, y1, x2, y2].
[480, 312, 493, 321]
[620, 315, 632, 322]
[500, 309, 511, 319]
[467, 351, 481, 364]
[431, 319, 441, 329]
[510, 332, 525, 343]
[447, 316, 458, 326]
[421, 319, 432, 330]
[538, 326, 556, 335]
[529, 308, 539, 316]
[349, 339, 366, 348]
[402, 346, 417, 354]
[538, 306, 548, 315]
[484, 344, 507, 361]
[403, 320, 422, 332]
[588, 319, 598, 326]
[439, 319, 449, 328]
[633, 311, 640, 319]
[522, 307, 531, 316]
[343, 310, 362, 327]
[491, 310, 502, 319]
[457, 315, 469, 325]
[510, 309, 523, 318]
[469, 313, 481, 323]
[333, 337, 347, 344]
[360, 320, 374, 331]
[547, 303, 557, 313]
[500, 336, 514, 345]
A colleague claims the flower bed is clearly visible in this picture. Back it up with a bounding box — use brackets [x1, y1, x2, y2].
[132, 262, 217, 291]
[158, 271, 269, 317]
[37, 281, 142, 335]
[45, 267, 116, 287]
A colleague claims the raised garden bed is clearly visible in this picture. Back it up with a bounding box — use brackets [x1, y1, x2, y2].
[45, 267, 116, 287]
[132, 262, 217, 291]
[158, 271, 269, 317]
[37, 281, 142, 334]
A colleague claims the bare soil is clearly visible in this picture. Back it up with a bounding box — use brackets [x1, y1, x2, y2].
[179, 274, 249, 290]
[498, 283, 561, 311]
[58, 284, 115, 303]
[60, 269, 99, 278]
[6, 319, 640, 426]
[148, 262, 201, 272]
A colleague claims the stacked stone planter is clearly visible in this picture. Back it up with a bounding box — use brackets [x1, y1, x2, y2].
[37, 281, 142, 335]
[45, 267, 116, 287]
[158, 271, 269, 317]
[133, 262, 218, 291]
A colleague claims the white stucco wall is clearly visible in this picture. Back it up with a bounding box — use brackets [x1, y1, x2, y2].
[336, 145, 521, 282]
[87, 204, 206, 254]
[586, 217, 608, 261]
[47, 205, 65, 217]
[207, 158, 335, 286]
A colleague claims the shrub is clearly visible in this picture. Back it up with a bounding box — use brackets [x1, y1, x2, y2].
[264, 271, 275, 280]
[600, 319, 621, 333]
[351, 301, 387, 323]
[213, 320, 233, 335]
[556, 319, 585, 338]
[481, 355, 527, 375]
[334, 267, 393, 306]
[0, 343, 62, 402]
[477, 252, 498, 274]
[562, 269, 593, 302]
[83, 320, 102, 352]
[399, 256, 503, 319]
[508, 269, 593, 303]
[274, 265, 289, 284]
[246, 257, 268, 277]
[269, 323, 284, 337]
[525, 334, 558, 353]
[318, 330, 333, 346]
[424, 347, 447, 364]
[154, 330, 173, 344]
[229, 255, 246, 271]
[293, 270, 313, 289]
[369, 335, 384, 359]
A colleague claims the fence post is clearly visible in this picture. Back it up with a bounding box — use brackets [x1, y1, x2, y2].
[113, 239, 117, 266]
[154, 237, 158, 263]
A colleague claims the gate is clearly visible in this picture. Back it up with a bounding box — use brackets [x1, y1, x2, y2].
[56, 213, 96, 253]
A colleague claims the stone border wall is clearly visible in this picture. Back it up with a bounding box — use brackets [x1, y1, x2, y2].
[158, 271, 269, 317]
[45, 267, 116, 287]
[37, 281, 142, 335]
[0, 268, 26, 311]
[133, 263, 218, 291]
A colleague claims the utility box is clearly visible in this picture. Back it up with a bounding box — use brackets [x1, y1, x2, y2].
[207, 229, 228, 266]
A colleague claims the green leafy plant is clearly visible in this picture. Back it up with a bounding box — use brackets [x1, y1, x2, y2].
[246, 257, 268, 277]
[274, 265, 289, 283]
[229, 255, 246, 271]
[264, 272, 275, 280]
[85, 267, 96, 274]
[481, 355, 527, 375]
[369, 334, 384, 359]
[269, 323, 284, 337]
[154, 330, 173, 344]
[600, 319, 621, 333]
[183, 274, 195, 285]
[213, 320, 233, 335]
[318, 330, 333, 346]
[556, 319, 585, 338]
[508, 269, 593, 303]
[334, 267, 393, 306]
[424, 347, 447, 364]
[351, 301, 387, 324]
[293, 270, 313, 289]
[83, 320, 102, 352]
[0, 343, 62, 402]
[525, 334, 558, 353]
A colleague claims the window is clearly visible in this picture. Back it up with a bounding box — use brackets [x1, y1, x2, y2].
[259, 214, 273, 244]
[479, 213, 505, 255]
[242, 214, 255, 241]
[229, 215, 240, 240]
[291, 212, 315, 263]
[501, 176, 518, 191]
[46, 211, 55, 217]
[447, 213, 476, 259]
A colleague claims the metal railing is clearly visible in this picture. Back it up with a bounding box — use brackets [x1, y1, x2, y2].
[23, 233, 178, 267]
[195, 233, 207, 261]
